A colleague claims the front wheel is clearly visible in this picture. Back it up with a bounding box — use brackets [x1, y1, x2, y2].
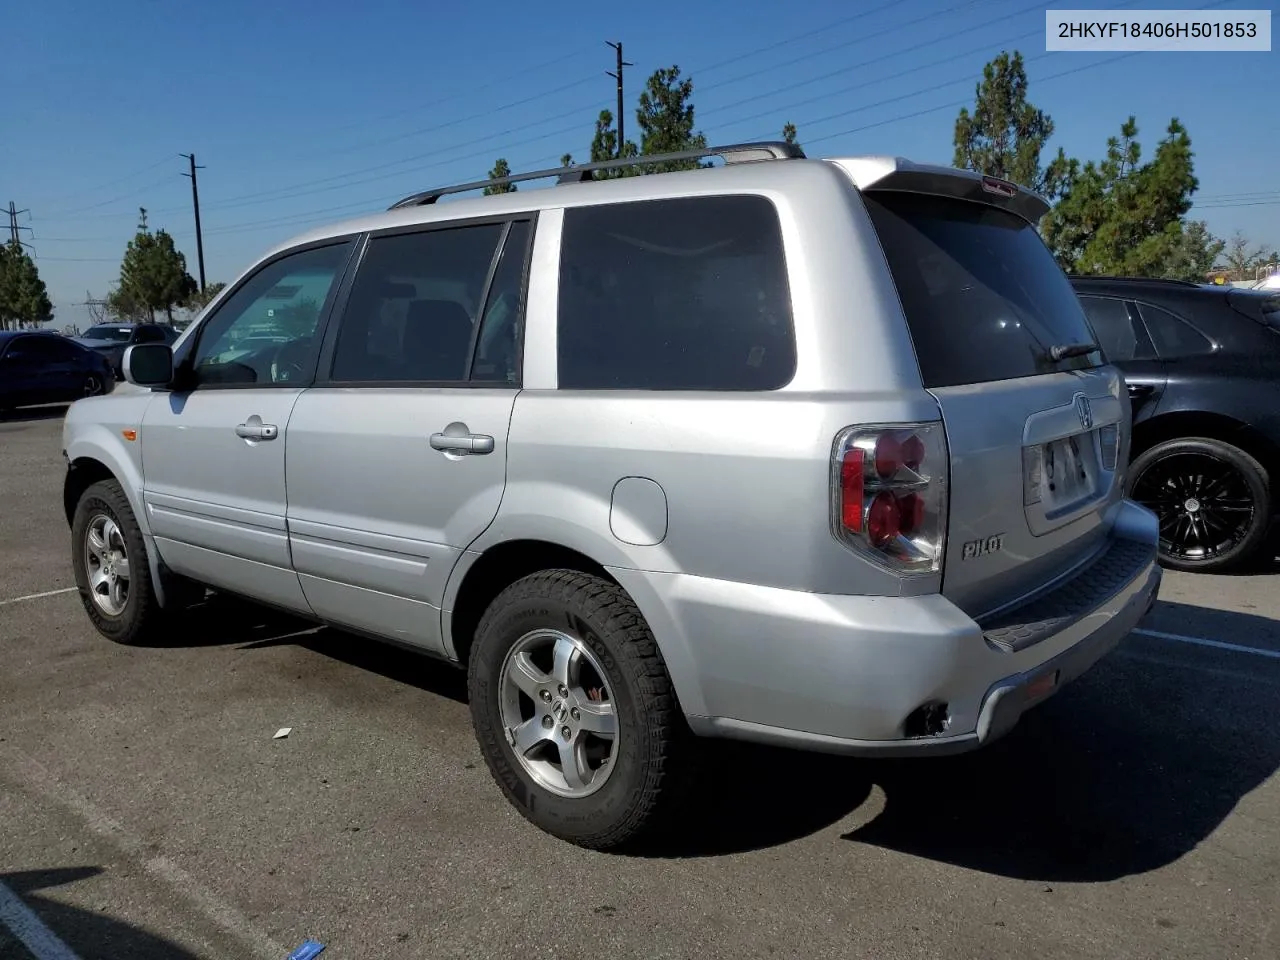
[467, 570, 695, 850]
[71, 479, 167, 644]
[1128, 437, 1271, 573]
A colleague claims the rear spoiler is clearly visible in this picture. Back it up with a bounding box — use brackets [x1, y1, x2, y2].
[826, 156, 1051, 224]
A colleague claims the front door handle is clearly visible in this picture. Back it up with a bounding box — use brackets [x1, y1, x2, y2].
[430, 425, 494, 455]
[236, 421, 278, 441]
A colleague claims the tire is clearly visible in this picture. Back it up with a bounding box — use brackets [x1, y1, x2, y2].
[71, 479, 167, 644]
[467, 569, 696, 850]
[1127, 436, 1271, 573]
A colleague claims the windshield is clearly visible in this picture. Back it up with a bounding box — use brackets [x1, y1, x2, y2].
[862, 191, 1103, 388]
[82, 326, 135, 342]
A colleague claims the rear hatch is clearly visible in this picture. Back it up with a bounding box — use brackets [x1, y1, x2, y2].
[839, 161, 1127, 618]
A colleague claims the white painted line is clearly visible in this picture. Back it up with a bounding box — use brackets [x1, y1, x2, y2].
[0, 588, 78, 607]
[1135, 628, 1280, 661]
[0, 745, 285, 960]
[0, 880, 82, 960]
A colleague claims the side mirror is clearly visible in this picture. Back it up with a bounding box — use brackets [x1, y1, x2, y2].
[122, 343, 174, 387]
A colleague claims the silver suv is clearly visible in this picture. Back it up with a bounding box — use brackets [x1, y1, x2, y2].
[61, 142, 1162, 849]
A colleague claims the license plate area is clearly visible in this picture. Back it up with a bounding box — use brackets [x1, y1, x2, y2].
[1023, 429, 1103, 517]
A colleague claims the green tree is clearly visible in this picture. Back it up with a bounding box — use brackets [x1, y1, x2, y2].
[953, 51, 1072, 199]
[559, 153, 574, 167]
[1163, 220, 1226, 282]
[484, 158, 517, 195]
[106, 284, 149, 323]
[588, 109, 640, 177]
[782, 122, 798, 146]
[1042, 117, 1201, 279]
[117, 207, 198, 323]
[0, 241, 54, 330]
[1220, 232, 1280, 281]
[635, 66, 708, 173]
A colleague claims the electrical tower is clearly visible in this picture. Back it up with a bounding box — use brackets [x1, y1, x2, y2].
[7, 201, 33, 245]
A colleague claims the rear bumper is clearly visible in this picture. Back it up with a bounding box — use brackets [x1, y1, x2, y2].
[608, 499, 1161, 757]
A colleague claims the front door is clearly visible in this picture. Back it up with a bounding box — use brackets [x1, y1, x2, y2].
[140, 238, 356, 611]
[285, 217, 533, 654]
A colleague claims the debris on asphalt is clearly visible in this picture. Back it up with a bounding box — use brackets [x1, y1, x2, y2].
[286, 940, 325, 960]
[273, 727, 292, 740]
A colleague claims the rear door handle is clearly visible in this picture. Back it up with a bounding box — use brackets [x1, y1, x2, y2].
[235, 421, 278, 441]
[430, 430, 494, 455]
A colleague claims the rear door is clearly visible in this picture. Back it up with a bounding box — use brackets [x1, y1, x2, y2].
[860, 188, 1127, 619]
[1077, 294, 1167, 423]
[284, 216, 533, 655]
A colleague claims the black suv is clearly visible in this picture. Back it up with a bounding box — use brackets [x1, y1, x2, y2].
[1071, 276, 1280, 572]
[75, 323, 180, 379]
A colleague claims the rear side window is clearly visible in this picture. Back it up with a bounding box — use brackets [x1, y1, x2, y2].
[1079, 295, 1151, 362]
[863, 192, 1102, 388]
[1136, 302, 1215, 358]
[557, 196, 796, 390]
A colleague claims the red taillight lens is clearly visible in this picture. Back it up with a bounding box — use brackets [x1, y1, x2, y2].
[900, 434, 925, 471]
[831, 423, 948, 573]
[897, 492, 925, 535]
[866, 492, 900, 547]
[840, 450, 864, 531]
[873, 434, 901, 479]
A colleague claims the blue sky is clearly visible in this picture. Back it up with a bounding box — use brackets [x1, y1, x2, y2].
[3, 0, 1276, 328]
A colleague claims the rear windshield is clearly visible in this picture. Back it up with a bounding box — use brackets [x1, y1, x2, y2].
[862, 191, 1103, 389]
[83, 326, 134, 342]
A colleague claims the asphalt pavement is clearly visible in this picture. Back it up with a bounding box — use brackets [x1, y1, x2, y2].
[2, 406, 1278, 960]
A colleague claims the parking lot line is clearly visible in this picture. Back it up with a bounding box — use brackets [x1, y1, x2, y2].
[0, 588, 77, 608]
[1135, 627, 1280, 660]
[0, 881, 81, 960]
[2, 744, 286, 960]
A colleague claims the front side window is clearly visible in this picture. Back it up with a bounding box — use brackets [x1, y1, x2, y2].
[329, 221, 523, 384]
[189, 241, 352, 387]
[557, 195, 797, 391]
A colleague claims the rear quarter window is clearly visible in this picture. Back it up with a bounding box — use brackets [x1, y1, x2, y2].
[557, 195, 796, 391]
[863, 192, 1103, 388]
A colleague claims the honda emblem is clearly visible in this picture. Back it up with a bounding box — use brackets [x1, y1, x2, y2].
[1074, 393, 1093, 431]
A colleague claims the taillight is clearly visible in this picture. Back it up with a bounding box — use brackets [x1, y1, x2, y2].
[831, 422, 948, 573]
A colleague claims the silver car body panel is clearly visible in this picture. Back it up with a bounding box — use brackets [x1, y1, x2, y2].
[61, 151, 1161, 753]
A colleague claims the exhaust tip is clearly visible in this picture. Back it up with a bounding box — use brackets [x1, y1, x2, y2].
[904, 701, 951, 738]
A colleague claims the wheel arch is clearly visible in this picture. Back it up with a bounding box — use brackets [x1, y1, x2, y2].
[1131, 410, 1280, 506]
[443, 535, 707, 718]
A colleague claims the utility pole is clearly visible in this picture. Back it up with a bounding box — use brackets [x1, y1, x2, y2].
[7, 201, 31, 245]
[605, 41, 633, 158]
[179, 153, 207, 293]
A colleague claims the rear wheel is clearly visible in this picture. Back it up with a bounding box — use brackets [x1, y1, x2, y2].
[1128, 437, 1271, 573]
[71, 479, 167, 644]
[467, 569, 695, 850]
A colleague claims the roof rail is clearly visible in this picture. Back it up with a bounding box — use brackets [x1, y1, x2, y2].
[387, 141, 806, 210]
[1068, 275, 1202, 287]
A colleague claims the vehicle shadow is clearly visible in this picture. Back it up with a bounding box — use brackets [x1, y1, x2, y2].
[0, 404, 68, 424]
[160, 593, 468, 704]
[639, 599, 1280, 877]
[1, 867, 203, 960]
[156, 594, 1279, 880]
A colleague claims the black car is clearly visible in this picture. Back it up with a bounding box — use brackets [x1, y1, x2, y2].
[75, 322, 179, 379]
[0, 330, 116, 414]
[1071, 276, 1280, 572]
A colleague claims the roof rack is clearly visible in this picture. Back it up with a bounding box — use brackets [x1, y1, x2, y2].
[387, 141, 806, 210]
[1067, 275, 1202, 287]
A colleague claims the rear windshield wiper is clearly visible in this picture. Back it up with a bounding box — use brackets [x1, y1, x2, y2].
[1046, 342, 1099, 361]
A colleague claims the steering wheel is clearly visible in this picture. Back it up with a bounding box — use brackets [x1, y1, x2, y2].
[270, 340, 312, 383]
